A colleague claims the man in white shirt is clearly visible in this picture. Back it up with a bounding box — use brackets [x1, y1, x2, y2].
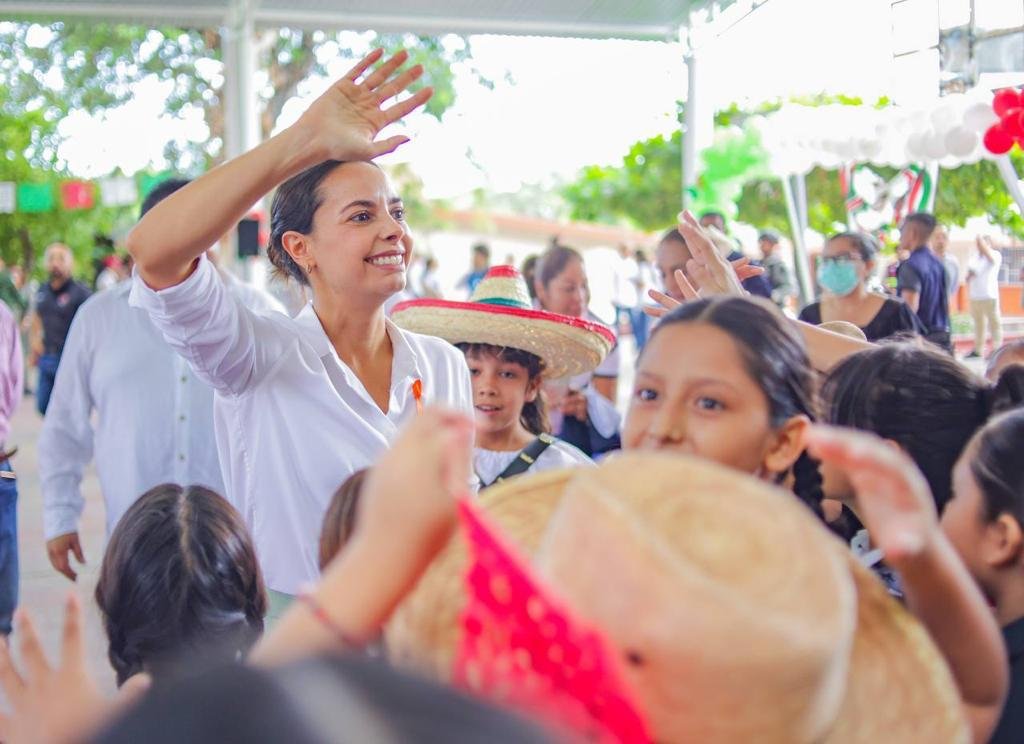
[41, 179, 285, 581]
[965, 235, 1003, 359]
[612, 244, 641, 346]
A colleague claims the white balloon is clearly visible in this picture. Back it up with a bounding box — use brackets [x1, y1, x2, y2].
[930, 105, 957, 133]
[944, 127, 978, 158]
[963, 101, 998, 133]
[924, 131, 948, 160]
[905, 132, 927, 160]
[859, 139, 883, 159]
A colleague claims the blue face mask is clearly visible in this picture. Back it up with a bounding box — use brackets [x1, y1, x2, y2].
[817, 259, 859, 296]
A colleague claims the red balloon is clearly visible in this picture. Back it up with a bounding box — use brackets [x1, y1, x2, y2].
[1004, 108, 1024, 139]
[993, 88, 1023, 118]
[984, 123, 1014, 155]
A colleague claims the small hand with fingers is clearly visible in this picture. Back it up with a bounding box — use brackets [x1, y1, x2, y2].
[0, 595, 148, 744]
[804, 425, 938, 564]
[644, 210, 764, 318]
[297, 48, 434, 162]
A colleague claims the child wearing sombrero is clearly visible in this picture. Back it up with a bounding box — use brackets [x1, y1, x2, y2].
[392, 266, 615, 487]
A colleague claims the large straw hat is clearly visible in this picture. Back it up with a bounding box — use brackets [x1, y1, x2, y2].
[387, 453, 967, 743]
[391, 266, 615, 380]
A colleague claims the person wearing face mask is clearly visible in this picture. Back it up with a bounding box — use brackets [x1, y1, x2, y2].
[799, 232, 924, 343]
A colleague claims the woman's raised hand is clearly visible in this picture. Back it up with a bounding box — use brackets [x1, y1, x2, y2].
[296, 48, 434, 162]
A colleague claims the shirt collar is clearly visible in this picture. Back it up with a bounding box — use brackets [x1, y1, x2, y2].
[291, 303, 425, 384]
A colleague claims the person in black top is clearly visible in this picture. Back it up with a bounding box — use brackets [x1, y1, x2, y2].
[941, 408, 1024, 744]
[799, 232, 924, 342]
[30, 243, 91, 415]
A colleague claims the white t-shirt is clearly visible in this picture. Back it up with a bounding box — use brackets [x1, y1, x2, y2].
[967, 251, 1002, 301]
[130, 255, 475, 594]
[474, 438, 593, 487]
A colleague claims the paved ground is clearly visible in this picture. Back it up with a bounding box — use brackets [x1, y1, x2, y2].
[8, 394, 116, 694]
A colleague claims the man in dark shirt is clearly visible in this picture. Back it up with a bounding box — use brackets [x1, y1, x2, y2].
[896, 212, 951, 352]
[698, 211, 773, 299]
[30, 243, 90, 415]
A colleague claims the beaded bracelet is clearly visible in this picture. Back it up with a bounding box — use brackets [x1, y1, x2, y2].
[297, 591, 363, 649]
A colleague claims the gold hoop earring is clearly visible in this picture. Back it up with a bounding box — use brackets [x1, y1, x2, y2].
[305, 262, 314, 274]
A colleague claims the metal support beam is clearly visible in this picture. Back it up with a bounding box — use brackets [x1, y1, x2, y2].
[782, 173, 813, 307]
[682, 49, 699, 207]
[221, 0, 259, 272]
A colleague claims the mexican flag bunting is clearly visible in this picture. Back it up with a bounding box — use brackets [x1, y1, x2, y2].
[60, 180, 95, 210]
[0, 183, 14, 214]
[16, 183, 54, 213]
[98, 176, 138, 207]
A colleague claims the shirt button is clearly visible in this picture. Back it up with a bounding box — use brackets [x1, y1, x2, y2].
[178, 454, 186, 462]
[179, 415, 186, 422]
[180, 375, 187, 383]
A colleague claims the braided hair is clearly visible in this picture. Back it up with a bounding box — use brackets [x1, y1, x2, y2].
[651, 296, 824, 518]
[823, 343, 1024, 512]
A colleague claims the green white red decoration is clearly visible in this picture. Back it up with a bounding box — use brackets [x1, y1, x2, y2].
[840, 163, 933, 232]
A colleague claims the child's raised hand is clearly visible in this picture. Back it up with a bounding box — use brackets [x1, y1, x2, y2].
[0, 595, 148, 744]
[676, 210, 758, 298]
[295, 48, 433, 162]
[356, 407, 475, 565]
[804, 425, 938, 563]
[644, 257, 764, 319]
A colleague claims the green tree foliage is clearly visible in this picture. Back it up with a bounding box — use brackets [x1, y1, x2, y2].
[0, 88, 132, 277]
[0, 19, 481, 269]
[561, 100, 1024, 238]
[0, 20, 486, 169]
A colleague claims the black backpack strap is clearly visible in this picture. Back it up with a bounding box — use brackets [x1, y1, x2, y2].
[485, 434, 556, 488]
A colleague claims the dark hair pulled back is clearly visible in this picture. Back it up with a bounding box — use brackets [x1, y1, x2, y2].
[95, 484, 267, 686]
[970, 409, 1024, 528]
[535, 244, 583, 291]
[827, 231, 878, 262]
[822, 343, 1024, 512]
[267, 160, 352, 286]
[650, 296, 824, 516]
[457, 343, 549, 435]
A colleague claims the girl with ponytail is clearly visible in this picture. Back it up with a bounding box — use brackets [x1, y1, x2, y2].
[622, 295, 825, 517]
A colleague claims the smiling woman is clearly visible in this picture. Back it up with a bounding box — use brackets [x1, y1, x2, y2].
[124, 49, 476, 613]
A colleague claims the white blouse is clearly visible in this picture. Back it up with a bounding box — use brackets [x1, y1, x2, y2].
[130, 256, 474, 594]
[474, 438, 594, 487]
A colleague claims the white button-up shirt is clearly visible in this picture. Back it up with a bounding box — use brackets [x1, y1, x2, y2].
[39, 282, 234, 540]
[129, 256, 474, 594]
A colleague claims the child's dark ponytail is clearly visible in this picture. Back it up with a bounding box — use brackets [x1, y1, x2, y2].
[791, 451, 825, 519]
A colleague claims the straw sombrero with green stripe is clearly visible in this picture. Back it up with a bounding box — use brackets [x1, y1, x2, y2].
[392, 266, 615, 380]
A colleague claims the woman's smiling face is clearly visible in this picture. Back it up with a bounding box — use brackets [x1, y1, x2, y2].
[283, 161, 412, 300]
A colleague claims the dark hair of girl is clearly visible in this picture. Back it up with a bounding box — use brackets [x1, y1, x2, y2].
[456, 343, 549, 436]
[535, 244, 583, 291]
[827, 231, 878, 262]
[267, 159, 357, 286]
[969, 409, 1024, 528]
[319, 468, 367, 570]
[822, 343, 1024, 512]
[95, 484, 267, 686]
[649, 296, 824, 517]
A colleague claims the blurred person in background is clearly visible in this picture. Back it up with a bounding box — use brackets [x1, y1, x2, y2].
[965, 235, 1003, 359]
[757, 230, 795, 311]
[799, 232, 924, 343]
